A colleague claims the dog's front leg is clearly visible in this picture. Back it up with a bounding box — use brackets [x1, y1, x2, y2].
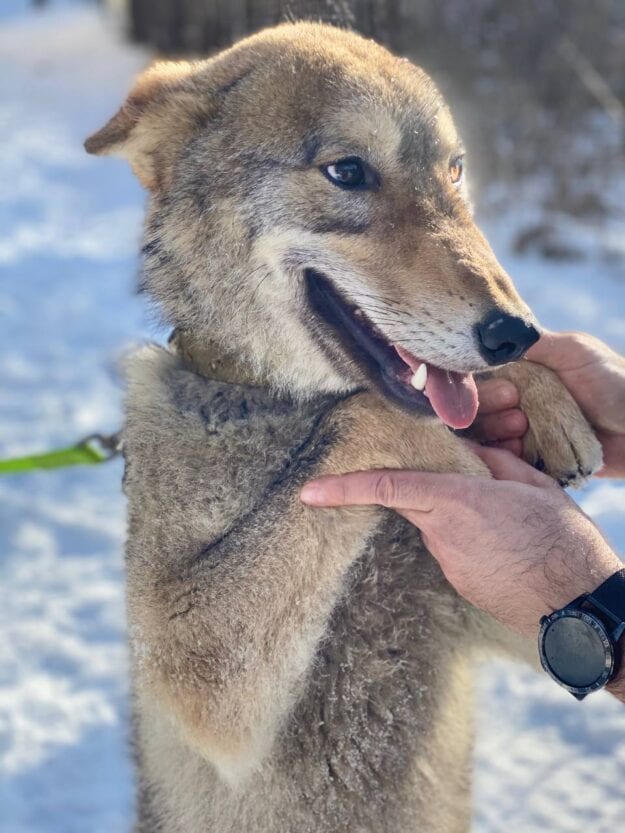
[125, 388, 396, 783]
[130, 472, 382, 783]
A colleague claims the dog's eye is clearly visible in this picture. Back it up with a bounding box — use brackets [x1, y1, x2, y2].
[322, 157, 372, 189]
[449, 155, 464, 185]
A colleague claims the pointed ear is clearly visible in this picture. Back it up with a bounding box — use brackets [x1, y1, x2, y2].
[84, 61, 214, 190]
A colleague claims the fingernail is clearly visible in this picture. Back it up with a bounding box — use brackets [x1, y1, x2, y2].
[300, 483, 325, 505]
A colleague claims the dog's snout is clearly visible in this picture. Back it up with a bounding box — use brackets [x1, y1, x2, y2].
[476, 311, 539, 365]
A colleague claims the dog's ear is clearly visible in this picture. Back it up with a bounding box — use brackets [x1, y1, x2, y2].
[84, 61, 213, 190]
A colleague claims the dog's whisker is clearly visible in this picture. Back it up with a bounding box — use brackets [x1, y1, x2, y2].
[243, 267, 273, 330]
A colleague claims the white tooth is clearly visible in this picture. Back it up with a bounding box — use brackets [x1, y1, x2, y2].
[410, 363, 428, 391]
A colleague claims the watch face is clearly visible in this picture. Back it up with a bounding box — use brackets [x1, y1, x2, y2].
[541, 611, 613, 691]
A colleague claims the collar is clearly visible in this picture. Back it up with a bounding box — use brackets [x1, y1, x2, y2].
[169, 329, 270, 388]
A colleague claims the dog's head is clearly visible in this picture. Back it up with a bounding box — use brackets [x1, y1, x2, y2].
[86, 22, 539, 428]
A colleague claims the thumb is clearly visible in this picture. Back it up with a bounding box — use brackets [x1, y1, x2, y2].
[526, 330, 573, 371]
[473, 445, 555, 488]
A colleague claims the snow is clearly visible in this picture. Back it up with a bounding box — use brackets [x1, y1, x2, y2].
[0, 6, 623, 833]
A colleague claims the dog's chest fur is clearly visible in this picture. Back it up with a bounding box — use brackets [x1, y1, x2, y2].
[271, 525, 476, 833]
[125, 345, 475, 833]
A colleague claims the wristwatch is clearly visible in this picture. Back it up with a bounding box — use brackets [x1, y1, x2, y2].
[538, 568, 625, 700]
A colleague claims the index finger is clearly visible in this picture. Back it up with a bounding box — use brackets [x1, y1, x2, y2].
[300, 469, 467, 512]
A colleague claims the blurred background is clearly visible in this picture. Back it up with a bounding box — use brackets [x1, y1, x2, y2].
[0, 1, 624, 832]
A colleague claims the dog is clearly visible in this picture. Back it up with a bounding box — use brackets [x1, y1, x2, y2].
[86, 22, 603, 833]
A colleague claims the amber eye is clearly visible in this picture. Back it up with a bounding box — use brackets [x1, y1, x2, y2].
[449, 155, 464, 185]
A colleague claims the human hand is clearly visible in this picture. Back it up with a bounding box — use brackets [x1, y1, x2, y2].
[473, 332, 625, 478]
[300, 446, 622, 640]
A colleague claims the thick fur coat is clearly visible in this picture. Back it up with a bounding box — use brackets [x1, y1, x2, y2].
[124, 343, 496, 833]
[86, 22, 603, 833]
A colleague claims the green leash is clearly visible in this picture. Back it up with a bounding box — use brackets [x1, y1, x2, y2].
[0, 432, 122, 475]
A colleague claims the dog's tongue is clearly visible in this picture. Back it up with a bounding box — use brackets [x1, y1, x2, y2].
[424, 366, 478, 430]
[394, 345, 479, 429]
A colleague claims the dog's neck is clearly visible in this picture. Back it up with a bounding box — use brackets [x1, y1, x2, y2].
[170, 329, 271, 388]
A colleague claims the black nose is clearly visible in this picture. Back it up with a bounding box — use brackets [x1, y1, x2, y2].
[476, 311, 540, 365]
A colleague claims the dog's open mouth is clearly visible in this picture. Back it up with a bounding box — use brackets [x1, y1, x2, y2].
[305, 269, 479, 429]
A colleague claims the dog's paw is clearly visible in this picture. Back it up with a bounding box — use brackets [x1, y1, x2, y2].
[488, 361, 603, 487]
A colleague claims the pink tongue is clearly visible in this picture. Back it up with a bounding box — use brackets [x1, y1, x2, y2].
[393, 345, 479, 429]
[424, 366, 478, 430]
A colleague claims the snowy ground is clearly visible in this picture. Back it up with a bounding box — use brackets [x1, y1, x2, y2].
[0, 5, 624, 833]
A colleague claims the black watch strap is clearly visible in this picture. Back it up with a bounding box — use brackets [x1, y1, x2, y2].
[588, 567, 625, 623]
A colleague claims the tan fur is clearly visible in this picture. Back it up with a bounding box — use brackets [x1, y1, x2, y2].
[86, 22, 602, 832]
[123, 346, 513, 832]
[86, 22, 539, 395]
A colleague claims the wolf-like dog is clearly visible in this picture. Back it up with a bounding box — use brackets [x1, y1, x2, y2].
[86, 22, 602, 833]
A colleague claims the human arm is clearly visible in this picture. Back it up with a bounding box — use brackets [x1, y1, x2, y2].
[301, 447, 625, 702]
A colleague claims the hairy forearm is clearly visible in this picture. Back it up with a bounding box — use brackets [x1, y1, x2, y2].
[540, 535, 625, 703]
[607, 668, 625, 703]
[537, 532, 623, 618]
